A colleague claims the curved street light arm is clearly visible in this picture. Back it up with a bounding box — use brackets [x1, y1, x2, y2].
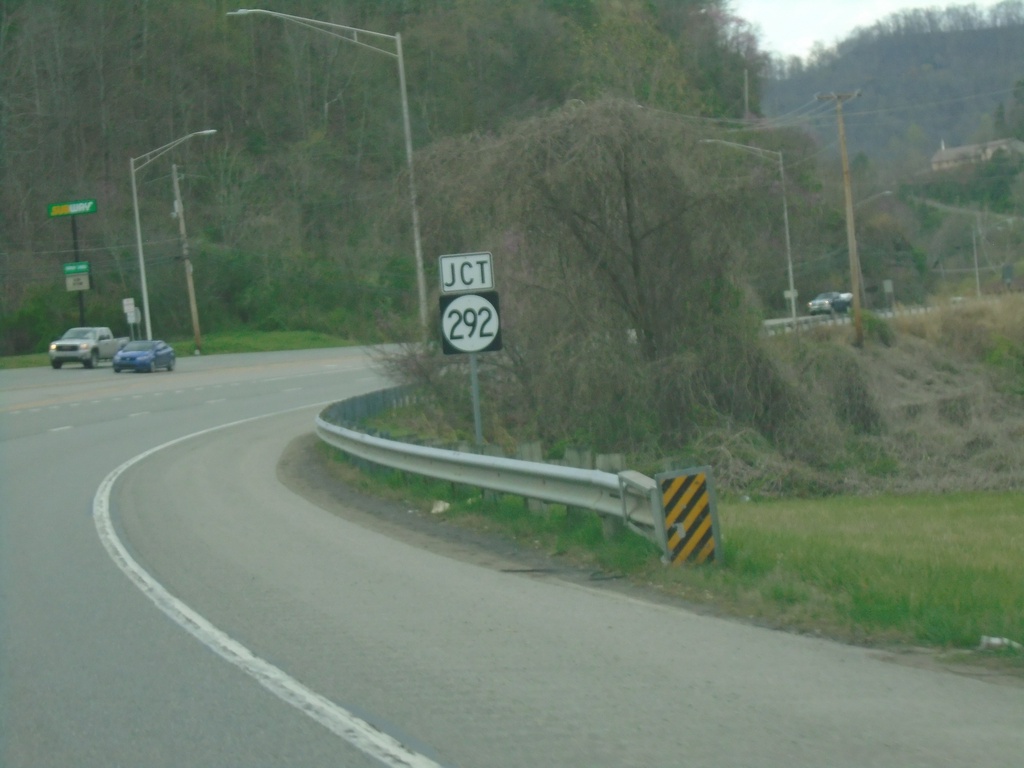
[700, 139, 796, 322]
[130, 129, 217, 341]
[699, 138, 779, 164]
[227, 8, 429, 333]
[227, 9, 398, 57]
[130, 129, 217, 174]
[855, 190, 893, 209]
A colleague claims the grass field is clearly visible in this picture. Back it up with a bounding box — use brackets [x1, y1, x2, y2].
[710, 493, 1023, 648]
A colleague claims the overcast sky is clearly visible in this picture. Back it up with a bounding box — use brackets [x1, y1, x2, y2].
[731, 1, 1009, 59]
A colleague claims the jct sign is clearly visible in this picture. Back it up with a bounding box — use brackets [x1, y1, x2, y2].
[438, 252, 493, 294]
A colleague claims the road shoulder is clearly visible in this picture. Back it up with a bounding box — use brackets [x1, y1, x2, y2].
[277, 432, 1024, 688]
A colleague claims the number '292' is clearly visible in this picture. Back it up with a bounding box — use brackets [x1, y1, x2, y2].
[439, 292, 502, 354]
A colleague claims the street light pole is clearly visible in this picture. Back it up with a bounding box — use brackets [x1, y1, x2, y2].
[778, 152, 796, 323]
[701, 139, 797, 322]
[130, 129, 217, 340]
[227, 8, 429, 334]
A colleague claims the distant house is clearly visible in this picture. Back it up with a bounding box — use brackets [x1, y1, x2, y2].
[930, 138, 1024, 172]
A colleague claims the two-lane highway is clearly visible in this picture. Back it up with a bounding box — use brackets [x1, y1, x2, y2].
[1, 348, 394, 767]
[2, 348, 1022, 767]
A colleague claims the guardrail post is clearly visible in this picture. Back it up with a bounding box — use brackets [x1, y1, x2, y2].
[596, 453, 625, 539]
[479, 443, 504, 502]
[516, 441, 546, 513]
[562, 446, 594, 525]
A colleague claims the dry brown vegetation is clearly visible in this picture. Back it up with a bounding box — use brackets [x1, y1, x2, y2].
[688, 295, 1024, 496]
[374, 100, 1023, 498]
[389, 100, 812, 456]
[379, 294, 1024, 497]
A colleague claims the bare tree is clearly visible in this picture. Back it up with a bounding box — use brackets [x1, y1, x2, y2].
[396, 99, 800, 450]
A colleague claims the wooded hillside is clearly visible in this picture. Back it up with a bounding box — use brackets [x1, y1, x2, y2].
[0, 0, 762, 352]
[1, 0, 1021, 360]
[3, 0, 1022, 492]
[762, 2, 1024, 170]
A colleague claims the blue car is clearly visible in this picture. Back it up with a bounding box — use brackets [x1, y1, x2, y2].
[112, 340, 176, 373]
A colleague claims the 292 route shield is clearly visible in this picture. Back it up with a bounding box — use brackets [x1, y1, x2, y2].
[439, 291, 502, 355]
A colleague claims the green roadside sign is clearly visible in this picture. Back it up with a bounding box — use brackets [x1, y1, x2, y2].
[48, 199, 97, 218]
[63, 261, 90, 275]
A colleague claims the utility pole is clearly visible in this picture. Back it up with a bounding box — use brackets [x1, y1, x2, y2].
[973, 215, 982, 299]
[743, 68, 750, 118]
[172, 164, 203, 354]
[818, 91, 864, 346]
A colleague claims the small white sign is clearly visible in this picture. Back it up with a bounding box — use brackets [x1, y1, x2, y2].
[66, 274, 90, 292]
[123, 297, 136, 314]
[439, 252, 493, 294]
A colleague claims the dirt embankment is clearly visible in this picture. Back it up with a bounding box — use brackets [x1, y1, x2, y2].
[700, 299, 1024, 496]
[861, 331, 1024, 492]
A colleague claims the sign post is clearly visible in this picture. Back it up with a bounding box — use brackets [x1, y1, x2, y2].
[49, 199, 98, 326]
[62, 262, 91, 325]
[122, 298, 140, 340]
[438, 252, 501, 446]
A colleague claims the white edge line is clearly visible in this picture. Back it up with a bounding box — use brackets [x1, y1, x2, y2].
[92, 403, 444, 768]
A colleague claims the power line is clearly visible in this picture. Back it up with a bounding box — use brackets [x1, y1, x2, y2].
[1, 237, 180, 257]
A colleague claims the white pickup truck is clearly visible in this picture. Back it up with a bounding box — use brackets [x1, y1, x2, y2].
[48, 327, 129, 369]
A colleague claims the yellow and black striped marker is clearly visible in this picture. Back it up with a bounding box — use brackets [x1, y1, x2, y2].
[659, 469, 719, 565]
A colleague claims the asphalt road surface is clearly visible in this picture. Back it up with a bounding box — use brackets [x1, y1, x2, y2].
[2, 348, 1021, 767]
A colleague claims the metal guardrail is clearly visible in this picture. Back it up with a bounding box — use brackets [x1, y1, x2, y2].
[763, 304, 938, 334]
[315, 389, 661, 543]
